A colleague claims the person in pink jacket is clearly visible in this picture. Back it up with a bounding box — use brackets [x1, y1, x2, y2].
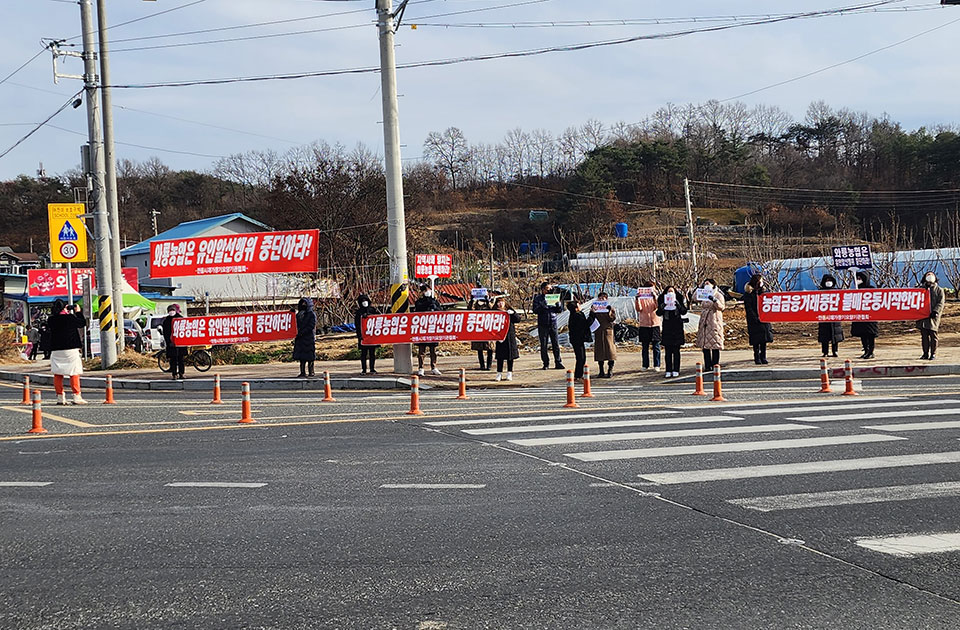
[634, 282, 662, 371]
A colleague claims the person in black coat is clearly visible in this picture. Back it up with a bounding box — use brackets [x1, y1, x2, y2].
[850, 271, 879, 359]
[493, 296, 522, 381]
[532, 281, 564, 370]
[161, 304, 187, 380]
[566, 300, 592, 380]
[48, 299, 87, 404]
[743, 274, 774, 365]
[354, 294, 379, 374]
[414, 286, 443, 376]
[656, 286, 688, 378]
[293, 297, 317, 377]
[818, 274, 843, 357]
[38, 320, 52, 360]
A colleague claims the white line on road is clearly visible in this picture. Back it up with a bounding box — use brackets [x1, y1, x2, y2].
[379, 483, 486, 489]
[463, 416, 742, 436]
[0, 481, 53, 487]
[566, 434, 904, 462]
[788, 409, 960, 423]
[688, 397, 902, 411]
[639, 451, 960, 485]
[508, 423, 814, 447]
[855, 532, 960, 557]
[731, 399, 959, 416]
[729, 481, 960, 512]
[425, 410, 680, 427]
[864, 421, 960, 432]
[164, 482, 267, 488]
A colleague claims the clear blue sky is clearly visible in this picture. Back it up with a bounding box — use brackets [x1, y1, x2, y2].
[2, 0, 958, 180]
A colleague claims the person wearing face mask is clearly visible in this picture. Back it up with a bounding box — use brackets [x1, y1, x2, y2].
[48, 299, 87, 404]
[656, 286, 688, 378]
[532, 281, 565, 370]
[743, 274, 773, 365]
[634, 281, 662, 372]
[414, 285, 443, 376]
[817, 275, 843, 357]
[566, 300, 592, 380]
[587, 291, 617, 378]
[917, 271, 944, 360]
[293, 297, 317, 378]
[354, 294, 379, 374]
[468, 296, 494, 371]
[850, 271, 879, 359]
[694, 279, 725, 371]
[493, 297, 523, 382]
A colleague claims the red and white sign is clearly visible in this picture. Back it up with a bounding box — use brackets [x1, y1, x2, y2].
[414, 254, 453, 279]
[361, 310, 510, 345]
[758, 289, 930, 323]
[171, 311, 296, 346]
[27, 268, 139, 298]
[150, 229, 319, 278]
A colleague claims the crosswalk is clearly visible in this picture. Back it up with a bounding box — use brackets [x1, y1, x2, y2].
[431, 394, 960, 559]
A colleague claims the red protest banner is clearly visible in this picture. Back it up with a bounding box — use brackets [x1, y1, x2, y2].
[360, 310, 510, 345]
[171, 311, 296, 346]
[414, 254, 453, 278]
[758, 289, 930, 323]
[150, 229, 319, 278]
[27, 268, 139, 298]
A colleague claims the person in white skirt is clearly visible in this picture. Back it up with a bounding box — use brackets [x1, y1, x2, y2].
[48, 299, 87, 405]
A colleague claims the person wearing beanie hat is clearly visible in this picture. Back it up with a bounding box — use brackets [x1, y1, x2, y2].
[161, 303, 187, 379]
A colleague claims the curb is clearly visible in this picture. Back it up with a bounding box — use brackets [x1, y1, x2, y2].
[0, 371, 420, 391]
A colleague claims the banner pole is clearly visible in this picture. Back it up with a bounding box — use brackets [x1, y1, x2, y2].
[67, 263, 73, 306]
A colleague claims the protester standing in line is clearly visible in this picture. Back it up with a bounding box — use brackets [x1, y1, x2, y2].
[566, 300, 591, 380]
[26, 325, 38, 361]
[695, 278, 725, 370]
[354, 294, 379, 374]
[161, 304, 187, 380]
[48, 299, 87, 404]
[532, 282, 565, 370]
[818, 274, 843, 357]
[743, 274, 773, 365]
[468, 296, 493, 371]
[851, 271, 879, 359]
[588, 292, 617, 378]
[414, 285, 442, 376]
[634, 282, 662, 372]
[292, 297, 317, 378]
[493, 296, 522, 382]
[918, 271, 945, 361]
[39, 319, 51, 360]
[657, 286, 687, 378]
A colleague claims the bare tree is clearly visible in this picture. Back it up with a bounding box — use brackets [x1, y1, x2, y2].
[423, 127, 470, 190]
[503, 128, 531, 181]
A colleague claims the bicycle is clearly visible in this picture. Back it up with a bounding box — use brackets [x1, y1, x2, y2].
[156, 345, 213, 373]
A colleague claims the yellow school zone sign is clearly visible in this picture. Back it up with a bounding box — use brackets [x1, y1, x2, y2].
[48, 203, 88, 264]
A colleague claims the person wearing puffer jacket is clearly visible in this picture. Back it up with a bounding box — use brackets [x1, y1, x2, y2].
[917, 271, 945, 361]
[293, 297, 317, 378]
[818, 274, 843, 357]
[850, 271, 879, 359]
[354, 294, 379, 374]
[694, 278, 725, 371]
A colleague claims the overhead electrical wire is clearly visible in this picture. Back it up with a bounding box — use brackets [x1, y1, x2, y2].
[0, 90, 82, 160]
[45, 124, 227, 159]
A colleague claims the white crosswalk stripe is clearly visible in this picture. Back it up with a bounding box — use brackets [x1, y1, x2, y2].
[508, 423, 813, 447]
[787, 408, 960, 423]
[729, 481, 960, 512]
[855, 532, 960, 557]
[863, 420, 960, 432]
[425, 410, 680, 428]
[731, 399, 959, 416]
[463, 415, 740, 436]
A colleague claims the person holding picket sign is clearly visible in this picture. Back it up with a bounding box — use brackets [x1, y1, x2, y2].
[468, 295, 494, 371]
[743, 274, 773, 365]
[493, 297, 522, 382]
[695, 279, 725, 371]
[588, 292, 617, 378]
[414, 285, 443, 376]
[850, 271, 879, 360]
[918, 271, 945, 360]
[566, 300, 592, 380]
[657, 286, 687, 378]
[634, 282, 662, 372]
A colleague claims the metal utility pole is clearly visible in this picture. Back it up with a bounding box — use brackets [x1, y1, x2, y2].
[79, 0, 118, 367]
[489, 234, 495, 290]
[96, 0, 125, 352]
[683, 177, 698, 283]
[377, 0, 412, 374]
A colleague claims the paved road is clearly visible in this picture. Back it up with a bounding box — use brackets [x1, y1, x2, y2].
[2, 377, 960, 628]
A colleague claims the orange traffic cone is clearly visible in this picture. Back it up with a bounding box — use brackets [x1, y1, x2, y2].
[711, 364, 727, 402]
[407, 375, 424, 415]
[692, 363, 706, 396]
[456, 368, 469, 400]
[103, 374, 116, 404]
[211, 373, 223, 404]
[563, 369, 579, 409]
[842, 359, 858, 396]
[581, 365, 595, 398]
[322, 371, 336, 402]
[238, 382, 255, 423]
[21, 375, 30, 405]
[818, 358, 833, 393]
[27, 389, 46, 434]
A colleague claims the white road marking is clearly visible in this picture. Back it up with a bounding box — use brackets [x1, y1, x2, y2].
[379, 483, 486, 489]
[732, 399, 959, 416]
[508, 423, 813, 447]
[855, 532, 960, 557]
[688, 397, 903, 411]
[0, 481, 53, 487]
[730, 481, 960, 512]
[566, 434, 904, 462]
[864, 421, 960, 432]
[463, 415, 741, 435]
[165, 482, 267, 488]
[640, 451, 960, 485]
[425, 410, 680, 427]
[788, 409, 960, 423]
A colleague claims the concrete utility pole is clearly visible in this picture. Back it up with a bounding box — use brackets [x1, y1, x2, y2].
[96, 0, 125, 352]
[683, 177, 698, 283]
[376, 0, 412, 374]
[79, 0, 118, 367]
[150, 209, 160, 236]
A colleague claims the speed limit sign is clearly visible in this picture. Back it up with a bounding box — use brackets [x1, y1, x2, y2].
[59, 242, 79, 260]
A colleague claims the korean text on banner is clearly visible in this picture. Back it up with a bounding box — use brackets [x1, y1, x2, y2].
[48, 203, 88, 264]
[27, 268, 139, 298]
[150, 229, 319, 278]
[171, 311, 296, 346]
[414, 254, 453, 279]
[758, 289, 929, 323]
[360, 311, 510, 345]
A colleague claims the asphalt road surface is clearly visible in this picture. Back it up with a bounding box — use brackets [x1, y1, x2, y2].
[2, 375, 960, 629]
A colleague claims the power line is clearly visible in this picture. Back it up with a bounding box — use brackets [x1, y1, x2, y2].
[0, 48, 48, 87]
[46, 124, 226, 158]
[0, 90, 81, 160]
[689, 180, 960, 195]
